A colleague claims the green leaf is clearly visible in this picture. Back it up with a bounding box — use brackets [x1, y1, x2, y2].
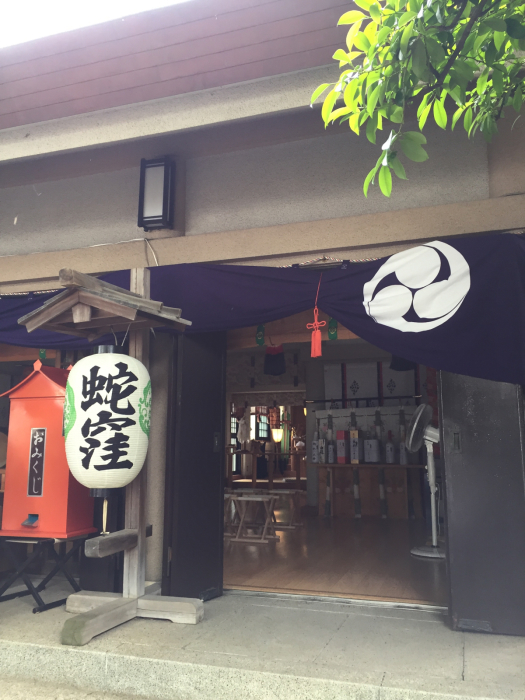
[333, 49, 349, 64]
[399, 137, 428, 162]
[378, 166, 393, 197]
[476, 69, 489, 96]
[377, 25, 391, 44]
[463, 106, 473, 133]
[322, 90, 338, 125]
[364, 20, 378, 44]
[398, 11, 416, 27]
[451, 106, 465, 130]
[368, 84, 381, 115]
[400, 21, 413, 58]
[425, 37, 445, 66]
[454, 60, 474, 83]
[354, 32, 371, 52]
[353, 0, 372, 10]
[369, 2, 382, 23]
[412, 39, 428, 81]
[338, 10, 366, 25]
[484, 40, 497, 67]
[344, 80, 360, 108]
[492, 67, 504, 95]
[513, 89, 523, 113]
[485, 18, 507, 32]
[403, 131, 427, 145]
[418, 102, 432, 130]
[311, 83, 330, 104]
[346, 22, 363, 51]
[349, 113, 361, 134]
[462, 32, 477, 56]
[505, 18, 525, 40]
[433, 99, 447, 129]
[330, 106, 352, 122]
[390, 155, 407, 180]
[366, 112, 379, 143]
[363, 166, 379, 197]
[494, 31, 506, 51]
[417, 93, 430, 119]
[387, 105, 404, 123]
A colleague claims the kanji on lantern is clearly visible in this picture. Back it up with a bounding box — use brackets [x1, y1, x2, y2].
[64, 354, 151, 490]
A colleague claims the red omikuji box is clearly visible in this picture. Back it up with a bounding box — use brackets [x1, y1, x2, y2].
[0, 360, 96, 539]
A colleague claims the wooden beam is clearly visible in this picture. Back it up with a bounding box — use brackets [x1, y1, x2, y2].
[66, 591, 122, 614]
[84, 529, 138, 558]
[123, 268, 150, 600]
[137, 596, 204, 624]
[71, 303, 92, 323]
[21, 291, 79, 333]
[77, 290, 138, 320]
[41, 323, 95, 339]
[61, 598, 137, 646]
[65, 582, 160, 614]
[0, 344, 56, 363]
[227, 310, 359, 351]
[60, 268, 143, 299]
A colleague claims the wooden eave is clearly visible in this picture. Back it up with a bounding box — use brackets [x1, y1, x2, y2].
[18, 269, 191, 342]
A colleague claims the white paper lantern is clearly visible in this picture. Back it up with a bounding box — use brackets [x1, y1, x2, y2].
[63, 353, 151, 489]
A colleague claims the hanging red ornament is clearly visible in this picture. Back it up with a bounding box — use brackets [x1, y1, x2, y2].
[307, 274, 326, 358]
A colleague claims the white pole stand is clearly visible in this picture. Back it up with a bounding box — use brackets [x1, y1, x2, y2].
[410, 439, 446, 560]
[61, 269, 203, 646]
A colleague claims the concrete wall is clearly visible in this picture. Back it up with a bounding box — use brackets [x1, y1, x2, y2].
[185, 126, 489, 236]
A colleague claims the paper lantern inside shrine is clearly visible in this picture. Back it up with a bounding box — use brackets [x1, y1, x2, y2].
[64, 353, 151, 490]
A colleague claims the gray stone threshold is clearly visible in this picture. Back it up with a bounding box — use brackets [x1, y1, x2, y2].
[223, 587, 448, 613]
[0, 637, 523, 700]
[1, 584, 524, 700]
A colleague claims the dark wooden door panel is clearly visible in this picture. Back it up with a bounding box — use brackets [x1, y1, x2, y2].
[163, 332, 226, 600]
[440, 372, 525, 636]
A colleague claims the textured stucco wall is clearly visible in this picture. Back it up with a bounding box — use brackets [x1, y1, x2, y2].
[0, 124, 490, 258]
[0, 168, 140, 257]
[185, 125, 489, 236]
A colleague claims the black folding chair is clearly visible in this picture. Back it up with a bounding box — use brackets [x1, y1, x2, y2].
[0, 536, 85, 613]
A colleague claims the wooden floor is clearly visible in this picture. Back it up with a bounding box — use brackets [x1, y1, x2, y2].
[223, 512, 448, 606]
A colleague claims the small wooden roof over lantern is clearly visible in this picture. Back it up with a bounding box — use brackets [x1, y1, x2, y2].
[18, 268, 191, 341]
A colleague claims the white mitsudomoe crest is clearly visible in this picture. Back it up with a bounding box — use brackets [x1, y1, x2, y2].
[363, 241, 471, 332]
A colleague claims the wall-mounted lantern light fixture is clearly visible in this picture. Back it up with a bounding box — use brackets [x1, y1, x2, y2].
[137, 156, 175, 232]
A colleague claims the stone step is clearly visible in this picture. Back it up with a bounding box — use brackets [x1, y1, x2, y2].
[0, 676, 153, 700]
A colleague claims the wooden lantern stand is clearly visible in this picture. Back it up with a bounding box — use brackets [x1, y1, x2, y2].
[18, 268, 203, 645]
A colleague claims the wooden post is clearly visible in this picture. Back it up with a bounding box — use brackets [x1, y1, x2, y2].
[251, 444, 258, 489]
[295, 449, 302, 491]
[226, 446, 234, 489]
[123, 268, 150, 599]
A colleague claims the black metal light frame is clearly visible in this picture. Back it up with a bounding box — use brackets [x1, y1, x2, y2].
[137, 156, 175, 232]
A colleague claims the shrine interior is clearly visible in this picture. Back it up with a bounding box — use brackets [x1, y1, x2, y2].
[223, 322, 448, 606]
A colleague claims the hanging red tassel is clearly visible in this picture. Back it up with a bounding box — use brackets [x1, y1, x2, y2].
[307, 275, 326, 358]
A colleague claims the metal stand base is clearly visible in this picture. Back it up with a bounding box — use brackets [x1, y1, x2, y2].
[411, 545, 446, 560]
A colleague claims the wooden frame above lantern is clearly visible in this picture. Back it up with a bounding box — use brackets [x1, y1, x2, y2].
[18, 268, 190, 341]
